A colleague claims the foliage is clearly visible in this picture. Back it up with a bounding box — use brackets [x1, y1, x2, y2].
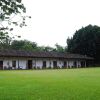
[0, 0, 32, 51]
[42, 46, 54, 52]
[11, 40, 38, 51]
[11, 40, 66, 52]
[0, 0, 26, 20]
[0, 68, 100, 100]
[0, 31, 11, 49]
[55, 43, 65, 52]
[67, 25, 100, 63]
[0, 0, 28, 31]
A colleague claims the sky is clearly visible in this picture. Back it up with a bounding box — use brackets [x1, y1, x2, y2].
[13, 0, 100, 47]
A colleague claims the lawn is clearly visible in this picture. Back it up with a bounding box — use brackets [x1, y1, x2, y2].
[0, 68, 100, 100]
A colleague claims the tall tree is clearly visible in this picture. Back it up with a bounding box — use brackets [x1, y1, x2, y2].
[67, 25, 100, 63]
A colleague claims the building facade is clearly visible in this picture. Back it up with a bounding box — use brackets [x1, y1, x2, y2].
[0, 50, 93, 70]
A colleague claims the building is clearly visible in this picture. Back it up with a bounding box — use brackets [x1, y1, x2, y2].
[0, 50, 93, 70]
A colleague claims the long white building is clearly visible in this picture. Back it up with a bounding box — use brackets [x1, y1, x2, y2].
[0, 50, 93, 70]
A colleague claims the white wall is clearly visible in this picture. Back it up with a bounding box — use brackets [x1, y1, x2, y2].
[35, 60, 42, 69]
[34, 58, 76, 69]
[3, 59, 12, 68]
[0, 57, 86, 69]
[2, 58, 27, 69]
[19, 60, 27, 69]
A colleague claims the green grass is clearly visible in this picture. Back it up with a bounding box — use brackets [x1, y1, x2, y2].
[0, 68, 100, 100]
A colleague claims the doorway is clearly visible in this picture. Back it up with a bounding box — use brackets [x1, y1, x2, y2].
[73, 61, 77, 68]
[63, 61, 67, 68]
[53, 61, 57, 69]
[0, 61, 3, 70]
[28, 60, 32, 69]
[42, 61, 46, 69]
[81, 61, 86, 68]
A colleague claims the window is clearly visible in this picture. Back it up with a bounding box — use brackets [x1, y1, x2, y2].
[0, 61, 3, 70]
[49, 61, 51, 67]
[28, 60, 32, 69]
[12, 61, 16, 67]
[42, 61, 46, 68]
[73, 61, 77, 67]
[43, 61, 46, 67]
[64, 61, 67, 67]
[43, 61, 46, 68]
[53, 61, 57, 68]
[81, 61, 86, 68]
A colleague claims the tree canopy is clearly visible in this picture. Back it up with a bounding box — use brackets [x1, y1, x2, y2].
[0, 0, 26, 20]
[11, 40, 65, 52]
[67, 25, 100, 63]
[11, 40, 39, 51]
[0, 0, 31, 50]
[0, 0, 30, 31]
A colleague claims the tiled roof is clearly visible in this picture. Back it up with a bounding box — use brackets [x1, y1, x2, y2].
[0, 50, 93, 60]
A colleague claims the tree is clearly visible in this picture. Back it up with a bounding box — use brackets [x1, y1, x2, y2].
[41, 46, 54, 52]
[67, 25, 100, 63]
[0, 0, 27, 30]
[55, 43, 65, 52]
[0, 31, 12, 49]
[11, 40, 38, 51]
[0, 0, 31, 50]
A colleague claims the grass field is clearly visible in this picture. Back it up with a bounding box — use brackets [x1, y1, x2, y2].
[0, 68, 100, 100]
